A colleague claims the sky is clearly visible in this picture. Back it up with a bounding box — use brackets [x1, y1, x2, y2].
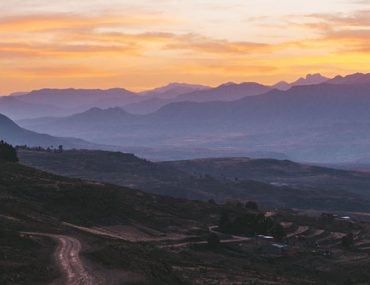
[0, 0, 370, 94]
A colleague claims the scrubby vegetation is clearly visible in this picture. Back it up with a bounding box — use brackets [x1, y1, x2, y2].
[218, 204, 286, 240]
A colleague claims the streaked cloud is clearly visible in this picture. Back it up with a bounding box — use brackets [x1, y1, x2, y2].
[0, 1, 369, 94]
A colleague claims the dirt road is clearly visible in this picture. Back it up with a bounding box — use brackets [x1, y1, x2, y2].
[23, 232, 97, 285]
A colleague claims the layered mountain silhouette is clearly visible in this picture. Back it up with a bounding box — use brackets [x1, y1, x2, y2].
[123, 82, 272, 114]
[2, 73, 332, 119]
[0, 88, 141, 119]
[18, 75, 370, 162]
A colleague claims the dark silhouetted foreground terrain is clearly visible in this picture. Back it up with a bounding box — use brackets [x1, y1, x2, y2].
[3, 158, 370, 284]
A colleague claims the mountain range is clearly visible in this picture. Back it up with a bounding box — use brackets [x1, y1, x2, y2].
[1, 73, 336, 119]
[16, 73, 370, 163]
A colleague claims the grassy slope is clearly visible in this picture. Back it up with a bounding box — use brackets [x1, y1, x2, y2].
[0, 160, 221, 284]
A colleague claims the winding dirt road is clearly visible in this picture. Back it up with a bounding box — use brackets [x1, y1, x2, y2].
[22, 232, 97, 285]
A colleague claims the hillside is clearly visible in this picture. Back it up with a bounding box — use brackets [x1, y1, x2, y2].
[0, 160, 217, 284]
[4, 159, 370, 284]
[160, 157, 370, 198]
[0, 96, 62, 120]
[0, 113, 98, 149]
[18, 149, 370, 212]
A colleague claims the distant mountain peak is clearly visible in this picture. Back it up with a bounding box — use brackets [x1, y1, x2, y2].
[218, 81, 237, 87]
[293, 73, 329, 86]
[273, 73, 329, 91]
[139, 82, 210, 99]
[328, 72, 370, 85]
[272, 81, 290, 91]
[217, 81, 268, 89]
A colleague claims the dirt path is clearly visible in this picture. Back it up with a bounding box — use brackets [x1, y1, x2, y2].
[23, 232, 97, 285]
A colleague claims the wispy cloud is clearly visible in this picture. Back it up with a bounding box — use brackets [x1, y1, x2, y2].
[0, 1, 370, 94]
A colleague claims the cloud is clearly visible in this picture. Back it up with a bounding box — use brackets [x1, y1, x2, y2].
[0, 65, 116, 78]
[0, 13, 175, 33]
[299, 10, 370, 53]
[1, 6, 370, 94]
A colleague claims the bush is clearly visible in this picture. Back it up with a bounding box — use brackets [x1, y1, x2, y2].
[0, 141, 18, 162]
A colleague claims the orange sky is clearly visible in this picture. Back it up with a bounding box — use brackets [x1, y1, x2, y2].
[0, 0, 370, 95]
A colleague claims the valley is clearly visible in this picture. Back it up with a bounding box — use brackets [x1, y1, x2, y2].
[2, 1, 370, 283]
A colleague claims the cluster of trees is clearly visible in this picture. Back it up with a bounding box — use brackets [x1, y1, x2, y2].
[218, 203, 286, 240]
[0, 140, 18, 162]
[16, 145, 64, 152]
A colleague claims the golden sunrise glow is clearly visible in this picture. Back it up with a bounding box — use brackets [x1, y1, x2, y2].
[0, 0, 370, 94]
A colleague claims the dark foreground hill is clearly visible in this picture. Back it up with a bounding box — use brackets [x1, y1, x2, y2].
[4, 158, 370, 284]
[0, 160, 216, 284]
[18, 148, 370, 212]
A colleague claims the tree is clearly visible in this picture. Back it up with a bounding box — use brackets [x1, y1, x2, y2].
[218, 212, 232, 233]
[341, 233, 354, 248]
[207, 233, 220, 248]
[271, 224, 286, 241]
[208, 199, 216, 205]
[245, 201, 259, 210]
[0, 140, 18, 162]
